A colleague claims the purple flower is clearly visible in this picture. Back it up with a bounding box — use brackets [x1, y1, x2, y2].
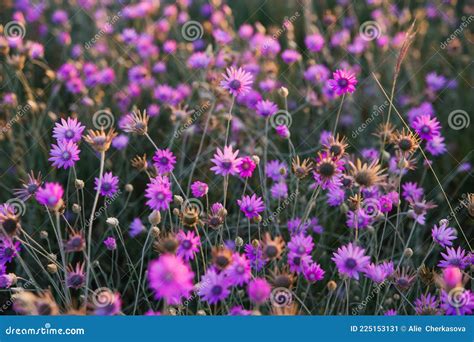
[288, 233, 313, 256]
[305, 33, 325, 52]
[36, 182, 64, 209]
[147, 254, 194, 305]
[332, 243, 370, 280]
[303, 262, 325, 282]
[129, 218, 145, 238]
[237, 156, 256, 178]
[346, 209, 372, 229]
[176, 230, 200, 261]
[364, 263, 390, 283]
[244, 243, 265, 271]
[326, 187, 345, 207]
[229, 305, 252, 316]
[432, 221, 457, 248]
[220, 66, 254, 97]
[288, 252, 312, 273]
[237, 194, 265, 219]
[187, 52, 211, 69]
[426, 135, 447, 156]
[440, 289, 474, 315]
[53, 118, 85, 143]
[0, 237, 21, 264]
[198, 268, 231, 304]
[275, 125, 290, 139]
[304, 64, 330, 85]
[414, 293, 440, 315]
[49, 140, 80, 169]
[112, 135, 129, 150]
[402, 182, 423, 203]
[225, 253, 252, 286]
[190, 181, 208, 198]
[66, 263, 85, 289]
[95, 172, 119, 197]
[103, 237, 117, 251]
[327, 69, 358, 96]
[255, 100, 278, 118]
[270, 181, 288, 199]
[247, 278, 271, 304]
[426, 72, 447, 92]
[145, 176, 173, 211]
[153, 148, 176, 175]
[210, 146, 241, 176]
[438, 247, 469, 269]
[265, 160, 287, 181]
[412, 115, 441, 141]
[281, 49, 301, 64]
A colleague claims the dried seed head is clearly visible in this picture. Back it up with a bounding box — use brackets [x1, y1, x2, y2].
[72, 203, 81, 214]
[47, 263, 58, 274]
[106, 217, 119, 228]
[74, 179, 84, 189]
[234, 236, 244, 247]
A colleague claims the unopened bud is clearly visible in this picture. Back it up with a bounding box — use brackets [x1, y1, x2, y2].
[278, 86, 289, 98]
[174, 195, 184, 205]
[47, 263, 58, 274]
[403, 248, 413, 258]
[148, 210, 161, 225]
[40, 231, 48, 239]
[197, 310, 206, 316]
[235, 236, 244, 247]
[72, 203, 81, 213]
[151, 226, 161, 238]
[251, 239, 259, 248]
[251, 155, 260, 165]
[327, 280, 337, 291]
[75, 179, 84, 189]
[125, 184, 133, 192]
[106, 217, 119, 227]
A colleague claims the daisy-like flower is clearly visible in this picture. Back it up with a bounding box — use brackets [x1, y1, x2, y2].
[64, 229, 85, 253]
[440, 288, 474, 315]
[0, 237, 21, 264]
[327, 69, 358, 96]
[412, 115, 441, 141]
[438, 246, 469, 269]
[270, 181, 288, 199]
[348, 158, 386, 189]
[431, 221, 457, 248]
[229, 306, 252, 316]
[220, 66, 254, 97]
[13, 171, 42, 201]
[364, 263, 390, 284]
[145, 176, 172, 211]
[237, 156, 256, 178]
[35, 182, 64, 210]
[247, 278, 271, 304]
[313, 151, 344, 189]
[49, 140, 80, 169]
[255, 100, 278, 118]
[53, 117, 85, 143]
[332, 243, 370, 280]
[288, 252, 312, 273]
[237, 194, 265, 219]
[244, 243, 266, 271]
[129, 218, 145, 238]
[0, 204, 20, 237]
[414, 293, 440, 315]
[66, 263, 85, 289]
[266, 160, 287, 181]
[176, 229, 200, 261]
[147, 254, 194, 305]
[94, 172, 119, 197]
[288, 233, 314, 256]
[210, 145, 241, 176]
[198, 268, 231, 304]
[225, 253, 252, 286]
[303, 262, 325, 283]
[190, 181, 208, 198]
[152, 148, 176, 175]
[402, 182, 424, 202]
[84, 128, 117, 153]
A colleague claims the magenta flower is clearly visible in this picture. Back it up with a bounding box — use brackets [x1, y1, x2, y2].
[220, 66, 253, 97]
[225, 253, 252, 286]
[0, 237, 21, 264]
[49, 140, 80, 169]
[145, 176, 172, 211]
[288, 233, 314, 256]
[237, 194, 265, 219]
[270, 181, 288, 199]
[198, 268, 231, 304]
[305, 33, 325, 52]
[153, 148, 176, 175]
[210, 145, 241, 176]
[327, 69, 358, 96]
[66, 263, 85, 289]
[36, 182, 64, 209]
[190, 181, 208, 198]
[147, 254, 194, 305]
[412, 115, 441, 141]
[237, 156, 256, 178]
[440, 289, 474, 315]
[103, 237, 117, 251]
[247, 278, 271, 304]
[303, 262, 325, 283]
[255, 100, 278, 118]
[176, 229, 200, 261]
[432, 221, 457, 248]
[52, 117, 85, 143]
[438, 246, 469, 270]
[129, 218, 145, 238]
[95, 172, 119, 197]
[332, 243, 370, 280]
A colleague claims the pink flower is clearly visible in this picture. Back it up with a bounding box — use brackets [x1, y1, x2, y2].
[220, 67, 253, 97]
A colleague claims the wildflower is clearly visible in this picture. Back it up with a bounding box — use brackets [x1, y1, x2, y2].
[438, 247, 469, 270]
[292, 156, 313, 179]
[255, 100, 278, 118]
[145, 176, 173, 211]
[322, 134, 348, 159]
[176, 230, 200, 261]
[84, 128, 117, 153]
[275, 125, 290, 138]
[66, 263, 85, 289]
[303, 262, 325, 283]
[53, 117, 85, 143]
[13, 171, 42, 201]
[364, 263, 390, 283]
[261, 233, 285, 260]
[49, 140, 80, 169]
[348, 159, 385, 188]
[407, 199, 437, 225]
[440, 288, 474, 315]
[265, 160, 287, 181]
[64, 229, 85, 253]
[190, 181, 208, 198]
[210, 145, 241, 176]
[384, 309, 397, 316]
[220, 66, 254, 97]
[0, 237, 21, 264]
[229, 306, 252, 316]
[332, 243, 370, 280]
[313, 151, 344, 189]
[103, 237, 117, 251]
[281, 49, 301, 64]
[288, 233, 313, 256]
[237, 194, 265, 219]
[0, 205, 21, 237]
[35, 182, 64, 210]
[121, 109, 149, 135]
[247, 278, 271, 304]
[198, 268, 231, 304]
[305, 33, 325, 52]
[147, 254, 194, 305]
[152, 148, 176, 175]
[414, 293, 440, 315]
[129, 218, 145, 238]
[392, 128, 420, 156]
[270, 181, 288, 199]
[402, 182, 423, 202]
[432, 221, 457, 248]
[392, 267, 416, 290]
[426, 135, 447, 156]
[288, 252, 312, 273]
[412, 115, 441, 141]
[237, 156, 256, 178]
[327, 69, 358, 96]
[94, 172, 119, 197]
[244, 243, 265, 271]
[207, 203, 226, 229]
[225, 253, 252, 286]
[211, 246, 233, 271]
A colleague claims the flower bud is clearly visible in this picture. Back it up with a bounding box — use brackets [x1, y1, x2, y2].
[75, 179, 84, 189]
[106, 217, 119, 228]
[148, 210, 161, 225]
[125, 184, 134, 192]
